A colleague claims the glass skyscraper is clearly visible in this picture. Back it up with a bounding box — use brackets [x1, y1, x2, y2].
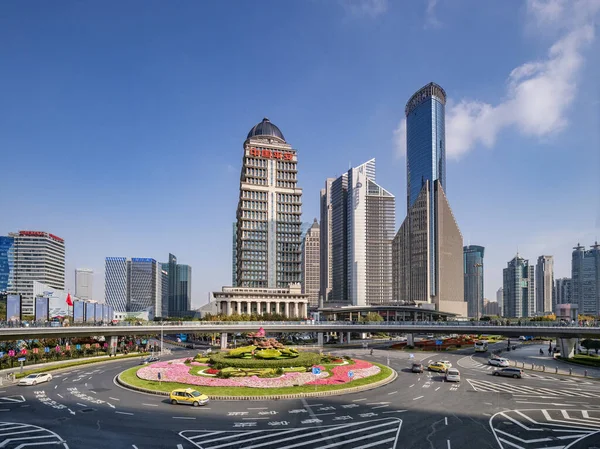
[161, 253, 192, 317]
[572, 242, 600, 315]
[0, 236, 14, 292]
[463, 245, 485, 318]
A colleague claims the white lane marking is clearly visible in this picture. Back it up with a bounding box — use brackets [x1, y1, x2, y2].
[387, 391, 398, 395]
[445, 417, 448, 425]
[413, 396, 424, 401]
[243, 417, 269, 420]
[435, 387, 441, 391]
[132, 446, 139, 449]
[367, 402, 390, 405]
[142, 403, 158, 407]
[515, 401, 575, 406]
[447, 439, 451, 449]
[313, 412, 336, 416]
[409, 384, 415, 388]
[382, 410, 407, 414]
[248, 407, 268, 410]
[68, 408, 75, 415]
[88, 376, 93, 380]
[109, 397, 120, 401]
[84, 383, 87, 387]
[56, 394, 63, 399]
[352, 398, 367, 402]
[116, 411, 134, 415]
[173, 417, 196, 420]
[372, 405, 389, 409]
[54, 385, 57, 389]
[0, 409, 9, 412]
[107, 402, 116, 409]
[305, 403, 323, 407]
[76, 403, 87, 407]
[177, 445, 184, 449]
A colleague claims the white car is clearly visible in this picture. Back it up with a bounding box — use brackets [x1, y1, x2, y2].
[438, 360, 452, 368]
[488, 357, 509, 367]
[18, 373, 52, 386]
[445, 368, 461, 382]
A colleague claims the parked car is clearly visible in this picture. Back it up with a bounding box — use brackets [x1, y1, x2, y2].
[493, 367, 523, 379]
[445, 368, 461, 382]
[18, 373, 52, 386]
[488, 357, 509, 367]
[169, 388, 209, 407]
[411, 363, 424, 373]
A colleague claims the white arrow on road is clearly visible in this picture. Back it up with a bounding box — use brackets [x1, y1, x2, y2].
[107, 402, 116, 409]
[68, 408, 76, 415]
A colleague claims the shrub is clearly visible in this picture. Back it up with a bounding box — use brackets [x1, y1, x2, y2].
[254, 349, 282, 359]
[227, 345, 256, 358]
[194, 356, 210, 363]
[209, 351, 320, 368]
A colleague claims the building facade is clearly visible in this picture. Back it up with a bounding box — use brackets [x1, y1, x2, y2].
[105, 258, 128, 312]
[161, 253, 192, 317]
[535, 255, 554, 314]
[75, 268, 93, 300]
[483, 299, 500, 316]
[301, 219, 320, 308]
[161, 269, 169, 318]
[234, 118, 303, 289]
[464, 245, 485, 318]
[503, 255, 535, 318]
[555, 277, 572, 306]
[9, 231, 65, 315]
[319, 178, 334, 305]
[0, 236, 14, 293]
[232, 223, 237, 287]
[496, 287, 504, 317]
[392, 83, 466, 317]
[571, 243, 600, 315]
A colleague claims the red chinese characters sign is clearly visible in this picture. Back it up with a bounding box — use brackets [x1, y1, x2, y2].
[249, 147, 293, 161]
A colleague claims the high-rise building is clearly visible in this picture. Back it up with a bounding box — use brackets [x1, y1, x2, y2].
[503, 255, 535, 318]
[235, 118, 302, 288]
[9, 231, 65, 315]
[0, 236, 14, 293]
[571, 242, 600, 315]
[323, 159, 395, 306]
[555, 277, 572, 306]
[161, 253, 192, 316]
[105, 258, 128, 312]
[535, 255, 554, 314]
[496, 287, 504, 317]
[392, 83, 466, 317]
[232, 223, 237, 287]
[463, 245, 485, 318]
[161, 269, 169, 318]
[75, 268, 93, 300]
[301, 219, 320, 308]
[319, 178, 335, 305]
[483, 299, 500, 316]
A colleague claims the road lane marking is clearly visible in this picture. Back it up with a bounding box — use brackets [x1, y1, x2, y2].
[142, 403, 158, 407]
[243, 417, 269, 420]
[382, 410, 407, 414]
[367, 402, 390, 405]
[409, 384, 415, 388]
[173, 417, 196, 420]
[435, 387, 441, 391]
[76, 403, 87, 407]
[352, 398, 367, 402]
[109, 397, 120, 401]
[313, 413, 336, 416]
[57, 394, 63, 399]
[413, 396, 424, 401]
[177, 445, 183, 449]
[447, 439, 451, 449]
[387, 391, 398, 395]
[372, 405, 389, 409]
[116, 411, 134, 415]
[54, 385, 57, 389]
[132, 446, 139, 449]
[445, 417, 448, 425]
[248, 407, 268, 410]
[0, 409, 9, 412]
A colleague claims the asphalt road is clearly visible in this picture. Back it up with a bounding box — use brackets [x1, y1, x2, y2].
[1, 344, 600, 449]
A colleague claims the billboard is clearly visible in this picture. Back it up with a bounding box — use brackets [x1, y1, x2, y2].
[94, 303, 103, 322]
[49, 297, 69, 319]
[35, 297, 49, 321]
[85, 302, 95, 323]
[7, 295, 21, 321]
[73, 301, 85, 323]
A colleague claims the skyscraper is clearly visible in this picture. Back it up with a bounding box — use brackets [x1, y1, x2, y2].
[463, 245, 485, 318]
[392, 82, 466, 316]
[571, 242, 600, 315]
[319, 178, 334, 305]
[496, 287, 504, 317]
[10, 231, 65, 315]
[555, 277, 572, 306]
[301, 219, 320, 308]
[75, 268, 93, 300]
[0, 236, 14, 293]
[161, 269, 169, 318]
[503, 255, 535, 318]
[535, 255, 554, 314]
[232, 223, 237, 287]
[235, 118, 302, 288]
[105, 257, 127, 312]
[161, 253, 192, 316]
[322, 159, 395, 306]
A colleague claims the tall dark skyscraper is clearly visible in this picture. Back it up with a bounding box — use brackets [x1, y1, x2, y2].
[392, 83, 466, 316]
[161, 253, 192, 317]
[463, 245, 485, 318]
[571, 242, 600, 315]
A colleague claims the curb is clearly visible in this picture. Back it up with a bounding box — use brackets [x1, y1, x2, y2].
[509, 359, 600, 380]
[116, 365, 398, 401]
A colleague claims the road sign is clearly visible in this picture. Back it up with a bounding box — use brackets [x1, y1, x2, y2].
[348, 371, 354, 378]
[436, 340, 443, 346]
[17, 357, 25, 362]
[312, 367, 321, 375]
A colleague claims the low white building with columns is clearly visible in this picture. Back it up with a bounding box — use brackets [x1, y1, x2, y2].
[209, 283, 309, 318]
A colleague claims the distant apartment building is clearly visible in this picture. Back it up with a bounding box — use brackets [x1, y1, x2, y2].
[75, 268, 94, 300]
[496, 287, 504, 317]
[301, 219, 320, 308]
[555, 277, 572, 306]
[0, 236, 14, 292]
[483, 299, 500, 316]
[503, 254, 535, 318]
[571, 242, 600, 315]
[161, 253, 192, 317]
[319, 178, 334, 305]
[463, 245, 484, 318]
[535, 255, 554, 314]
[8, 231, 65, 315]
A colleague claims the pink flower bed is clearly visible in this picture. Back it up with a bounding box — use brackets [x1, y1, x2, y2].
[306, 359, 380, 385]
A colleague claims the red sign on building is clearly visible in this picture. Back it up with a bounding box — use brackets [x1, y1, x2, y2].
[249, 147, 293, 161]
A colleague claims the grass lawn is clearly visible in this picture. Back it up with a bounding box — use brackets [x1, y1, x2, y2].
[119, 362, 393, 397]
[559, 354, 600, 367]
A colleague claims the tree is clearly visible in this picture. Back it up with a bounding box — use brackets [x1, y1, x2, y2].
[581, 339, 600, 355]
[360, 312, 383, 322]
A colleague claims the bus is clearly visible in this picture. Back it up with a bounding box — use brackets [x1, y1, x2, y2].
[474, 341, 488, 352]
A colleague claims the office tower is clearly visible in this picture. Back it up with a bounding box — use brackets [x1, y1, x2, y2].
[496, 287, 504, 317]
[0, 236, 14, 292]
[319, 178, 334, 305]
[535, 255, 554, 314]
[105, 258, 128, 311]
[571, 242, 600, 315]
[555, 277, 572, 305]
[483, 299, 500, 316]
[301, 219, 320, 308]
[503, 254, 535, 318]
[463, 245, 485, 318]
[161, 253, 192, 316]
[129, 258, 161, 315]
[75, 268, 93, 300]
[9, 231, 65, 315]
[323, 159, 395, 306]
[232, 223, 237, 287]
[161, 269, 169, 318]
[235, 118, 303, 288]
[392, 83, 466, 316]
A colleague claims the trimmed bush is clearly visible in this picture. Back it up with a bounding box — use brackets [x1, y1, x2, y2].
[210, 351, 320, 369]
[227, 345, 256, 358]
[254, 349, 282, 359]
[194, 356, 210, 363]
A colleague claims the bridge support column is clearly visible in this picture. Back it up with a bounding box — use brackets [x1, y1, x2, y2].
[346, 332, 351, 344]
[317, 332, 324, 347]
[558, 338, 577, 358]
[220, 333, 228, 350]
[407, 334, 414, 346]
[110, 336, 118, 355]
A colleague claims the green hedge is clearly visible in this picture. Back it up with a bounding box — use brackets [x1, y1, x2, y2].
[227, 345, 256, 358]
[210, 351, 320, 369]
[254, 349, 281, 359]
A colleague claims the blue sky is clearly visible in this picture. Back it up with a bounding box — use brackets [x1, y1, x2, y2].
[1, 0, 598, 307]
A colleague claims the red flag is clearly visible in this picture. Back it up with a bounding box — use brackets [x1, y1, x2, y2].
[66, 293, 73, 307]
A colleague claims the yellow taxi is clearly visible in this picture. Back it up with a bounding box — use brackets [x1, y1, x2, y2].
[169, 388, 210, 407]
[427, 362, 448, 373]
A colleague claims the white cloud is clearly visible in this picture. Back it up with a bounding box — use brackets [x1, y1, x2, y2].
[425, 0, 441, 28]
[340, 0, 388, 18]
[393, 0, 598, 159]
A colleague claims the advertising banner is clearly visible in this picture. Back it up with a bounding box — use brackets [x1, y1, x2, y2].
[94, 303, 103, 322]
[35, 297, 49, 321]
[7, 295, 21, 321]
[73, 301, 84, 323]
[85, 302, 95, 323]
[49, 297, 69, 319]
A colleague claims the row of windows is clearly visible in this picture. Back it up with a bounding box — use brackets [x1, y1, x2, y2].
[277, 243, 301, 251]
[277, 223, 300, 232]
[277, 172, 296, 181]
[248, 178, 268, 186]
[277, 204, 300, 213]
[277, 213, 300, 222]
[241, 200, 267, 211]
[277, 193, 300, 204]
[276, 181, 296, 188]
[242, 190, 268, 200]
[240, 262, 267, 270]
[241, 231, 267, 240]
[277, 233, 301, 243]
[240, 221, 268, 231]
[240, 241, 267, 251]
[246, 168, 267, 178]
[245, 157, 268, 168]
[276, 161, 296, 171]
[240, 211, 267, 220]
